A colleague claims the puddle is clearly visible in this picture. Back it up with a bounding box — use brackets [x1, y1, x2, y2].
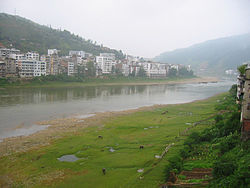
[137, 169, 144, 173]
[74, 114, 95, 119]
[109, 147, 115, 152]
[185, 123, 192, 125]
[57, 154, 80, 162]
[155, 155, 161, 159]
[0, 124, 51, 140]
[144, 128, 148, 130]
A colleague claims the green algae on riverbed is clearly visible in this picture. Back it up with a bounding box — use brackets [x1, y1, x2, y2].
[0, 76, 216, 89]
[0, 93, 226, 188]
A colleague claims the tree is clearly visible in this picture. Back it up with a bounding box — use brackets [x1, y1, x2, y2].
[168, 68, 177, 77]
[76, 65, 85, 78]
[111, 65, 115, 74]
[178, 67, 194, 77]
[86, 61, 96, 77]
[130, 69, 136, 77]
[138, 67, 146, 77]
[115, 67, 122, 76]
[237, 64, 247, 75]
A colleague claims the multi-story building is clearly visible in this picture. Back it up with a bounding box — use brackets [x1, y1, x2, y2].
[68, 62, 75, 76]
[26, 52, 39, 61]
[48, 49, 59, 56]
[45, 54, 59, 75]
[0, 48, 20, 58]
[85, 52, 93, 58]
[0, 59, 6, 78]
[5, 58, 17, 77]
[122, 64, 130, 76]
[8, 53, 25, 61]
[17, 60, 46, 78]
[141, 62, 167, 78]
[58, 59, 69, 74]
[69, 51, 85, 58]
[15, 54, 26, 61]
[96, 53, 116, 74]
[0, 58, 17, 78]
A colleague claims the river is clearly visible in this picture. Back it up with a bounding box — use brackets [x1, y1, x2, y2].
[0, 79, 235, 140]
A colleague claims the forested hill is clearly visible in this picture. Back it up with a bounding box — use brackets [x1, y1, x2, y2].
[0, 13, 124, 58]
[154, 33, 250, 73]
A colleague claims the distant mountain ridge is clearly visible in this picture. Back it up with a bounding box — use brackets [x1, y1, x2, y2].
[154, 33, 250, 73]
[0, 13, 124, 58]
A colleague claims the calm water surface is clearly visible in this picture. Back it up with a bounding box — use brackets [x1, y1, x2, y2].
[0, 80, 235, 139]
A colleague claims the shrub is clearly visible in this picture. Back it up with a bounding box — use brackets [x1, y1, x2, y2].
[168, 155, 183, 173]
[213, 155, 236, 178]
[180, 145, 190, 159]
[217, 132, 240, 154]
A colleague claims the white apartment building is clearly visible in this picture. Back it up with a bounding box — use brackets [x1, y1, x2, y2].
[8, 53, 26, 61]
[96, 53, 116, 74]
[69, 51, 85, 58]
[122, 64, 130, 76]
[0, 48, 20, 58]
[68, 62, 75, 76]
[40, 55, 46, 62]
[170, 64, 180, 71]
[126, 55, 139, 63]
[48, 49, 59, 56]
[100, 53, 115, 60]
[26, 52, 39, 61]
[146, 63, 167, 78]
[17, 60, 46, 77]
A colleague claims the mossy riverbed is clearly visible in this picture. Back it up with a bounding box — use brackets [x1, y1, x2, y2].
[0, 93, 225, 187]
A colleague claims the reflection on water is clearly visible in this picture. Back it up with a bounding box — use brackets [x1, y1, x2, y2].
[0, 80, 235, 139]
[57, 154, 80, 162]
[0, 86, 150, 106]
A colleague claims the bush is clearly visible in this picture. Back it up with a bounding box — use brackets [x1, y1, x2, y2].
[180, 145, 191, 159]
[213, 155, 236, 178]
[168, 155, 183, 173]
[217, 132, 240, 154]
[184, 132, 202, 149]
[200, 127, 219, 142]
[165, 154, 183, 181]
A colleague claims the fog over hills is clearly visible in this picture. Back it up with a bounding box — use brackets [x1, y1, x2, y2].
[154, 33, 250, 74]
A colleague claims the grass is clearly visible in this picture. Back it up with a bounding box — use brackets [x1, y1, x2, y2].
[0, 93, 225, 188]
[183, 160, 213, 171]
[0, 76, 195, 88]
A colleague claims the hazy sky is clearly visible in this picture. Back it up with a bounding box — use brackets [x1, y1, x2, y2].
[1, 0, 250, 57]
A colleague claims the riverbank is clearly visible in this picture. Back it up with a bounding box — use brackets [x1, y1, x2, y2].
[0, 93, 225, 187]
[0, 76, 218, 88]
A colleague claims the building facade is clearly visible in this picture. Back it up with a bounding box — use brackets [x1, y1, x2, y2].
[69, 50, 85, 58]
[17, 60, 46, 78]
[26, 52, 39, 61]
[96, 53, 116, 74]
[237, 66, 250, 141]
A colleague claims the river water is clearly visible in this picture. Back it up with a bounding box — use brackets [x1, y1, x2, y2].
[0, 79, 235, 140]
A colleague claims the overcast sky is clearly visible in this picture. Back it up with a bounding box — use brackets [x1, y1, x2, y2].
[1, 0, 250, 57]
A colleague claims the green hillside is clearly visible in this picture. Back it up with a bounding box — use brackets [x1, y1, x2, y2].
[0, 13, 124, 58]
[155, 33, 250, 73]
